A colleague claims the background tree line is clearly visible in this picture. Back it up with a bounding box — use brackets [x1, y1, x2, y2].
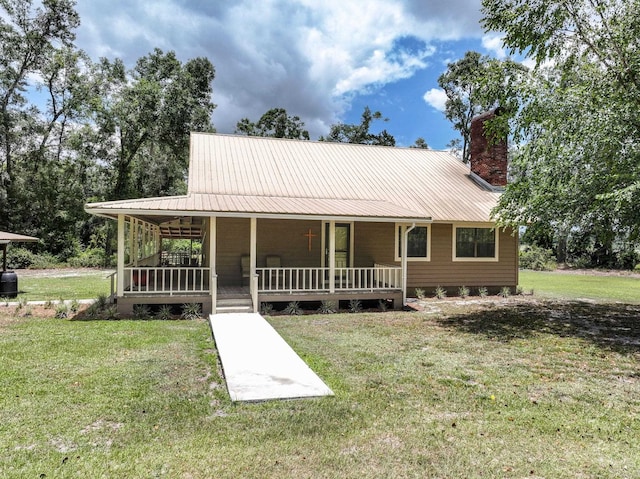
[2, 0, 638, 270]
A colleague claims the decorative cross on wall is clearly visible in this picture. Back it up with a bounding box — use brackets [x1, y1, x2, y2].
[303, 228, 317, 252]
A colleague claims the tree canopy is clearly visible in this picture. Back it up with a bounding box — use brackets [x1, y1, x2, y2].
[0, 0, 216, 262]
[482, 0, 640, 265]
[235, 108, 310, 140]
[437, 51, 526, 163]
[320, 106, 395, 146]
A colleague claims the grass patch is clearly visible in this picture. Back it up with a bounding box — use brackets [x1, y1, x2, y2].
[519, 270, 640, 303]
[13, 270, 112, 301]
[1, 298, 639, 478]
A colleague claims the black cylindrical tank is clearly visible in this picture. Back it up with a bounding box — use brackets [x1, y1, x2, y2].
[0, 271, 18, 298]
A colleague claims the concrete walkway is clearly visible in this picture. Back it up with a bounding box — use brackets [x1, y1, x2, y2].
[209, 313, 334, 402]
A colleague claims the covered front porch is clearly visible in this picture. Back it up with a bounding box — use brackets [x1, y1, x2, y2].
[111, 215, 416, 315]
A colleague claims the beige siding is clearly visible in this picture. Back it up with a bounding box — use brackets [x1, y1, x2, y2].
[256, 219, 322, 268]
[407, 224, 518, 289]
[354, 222, 395, 266]
[215, 218, 518, 288]
[354, 222, 518, 288]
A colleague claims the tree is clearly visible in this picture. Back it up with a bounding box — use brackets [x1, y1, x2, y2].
[88, 49, 215, 200]
[410, 138, 429, 149]
[437, 51, 526, 163]
[0, 0, 80, 231]
[320, 106, 395, 146]
[236, 108, 309, 140]
[483, 0, 640, 264]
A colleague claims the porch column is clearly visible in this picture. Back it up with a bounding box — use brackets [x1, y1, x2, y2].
[401, 223, 416, 306]
[209, 216, 217, 314]
[250, 217, 257, 312]
[117, 214, 125, 297]
[328, 220, 335, 293]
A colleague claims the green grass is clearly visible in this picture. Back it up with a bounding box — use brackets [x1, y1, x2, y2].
[1, 298, 639, 478]
[519, 269, 640, 303]
[12, 270, 112, 301]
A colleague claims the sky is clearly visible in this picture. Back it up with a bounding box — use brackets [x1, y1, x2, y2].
[72, 0, 509, 149]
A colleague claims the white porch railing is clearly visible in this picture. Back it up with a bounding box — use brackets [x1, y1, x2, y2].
[123, 267, 210, 295]
[257, 265, 401, 293]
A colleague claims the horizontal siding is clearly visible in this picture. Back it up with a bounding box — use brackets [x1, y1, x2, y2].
[407, 224, 518, 288]
[256, 219, 322, 267]
[214, 218, 518, 288]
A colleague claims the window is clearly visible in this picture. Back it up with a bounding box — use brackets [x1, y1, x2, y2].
[453, 226, 498, 261]
[395, 224, 430, 261]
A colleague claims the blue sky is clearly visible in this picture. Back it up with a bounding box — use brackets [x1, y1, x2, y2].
[72, 0, 509, 149]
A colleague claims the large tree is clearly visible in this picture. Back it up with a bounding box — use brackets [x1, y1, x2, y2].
[437, 51, 526, 163]
[0, 0, 80, 231]
[86, 49, 216, 201]
[236, 108, 309, 140]
[483, 0, 640, 263]
[320, 106, 395, 146]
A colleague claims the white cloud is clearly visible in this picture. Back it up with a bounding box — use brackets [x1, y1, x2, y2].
[423, 88, 448, 112]
[74, 0, 484, 138]
[482, 34, 507, 59]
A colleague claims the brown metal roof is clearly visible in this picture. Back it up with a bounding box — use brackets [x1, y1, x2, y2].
[86, 134, 500, 223]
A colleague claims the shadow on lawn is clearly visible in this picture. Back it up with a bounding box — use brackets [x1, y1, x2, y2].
[436, 300, 640, 355]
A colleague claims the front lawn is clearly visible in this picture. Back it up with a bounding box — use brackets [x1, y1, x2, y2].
[519, 269, 640, 303]
[1, 298, 638, 478]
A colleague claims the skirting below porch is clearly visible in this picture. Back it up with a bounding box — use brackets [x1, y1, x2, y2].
[258, 290, 403, 309]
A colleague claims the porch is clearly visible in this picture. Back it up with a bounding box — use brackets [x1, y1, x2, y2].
[110, 215, 414, 315]
[113, 264, 403, 314]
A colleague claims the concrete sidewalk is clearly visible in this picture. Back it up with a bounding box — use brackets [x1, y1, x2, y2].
[209, 313, 334, 402]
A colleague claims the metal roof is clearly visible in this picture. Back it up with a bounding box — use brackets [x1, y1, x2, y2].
[0, 231, 39, 244]
[86, 133, 500, 224]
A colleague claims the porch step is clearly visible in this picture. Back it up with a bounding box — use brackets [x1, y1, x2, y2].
[216, 298, 253, 314]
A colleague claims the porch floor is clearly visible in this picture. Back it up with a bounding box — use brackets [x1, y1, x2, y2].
[209, 313, 334, 402]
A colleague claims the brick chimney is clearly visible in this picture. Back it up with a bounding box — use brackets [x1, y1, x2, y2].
[469, 107, 508, 188]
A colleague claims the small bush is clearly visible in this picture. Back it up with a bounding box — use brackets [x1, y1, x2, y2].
[499, 287, 511, 298]
[317, 300, 337, 314]
[68, 247, 108, 268]
[283, 301, 302, 315]
[515, 285, 524, 295]
[477, 286, 488, 298]
[69, 299, 80, 314]
[458, 286, 470, 298]
[54, 303, 69, 319]
[7, 247, 60, 269]
[260, 303, 274, 315]
[181, 303, 202, 320]
[348, 299, 362, 313]
[156, 305, 173, 320]
[103, 305, 119, 320]
[519, 245, 557, 271]
[378, 299, 388, 312]
[133, 304, 152, 320]
[434, 286, 447, 299]
[414, 288, 426, 300]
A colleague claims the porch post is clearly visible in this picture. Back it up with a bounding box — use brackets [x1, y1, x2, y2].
[209, 216, 217, 314]
[329, 220, 335, 293]
[250, 217, 257, 312]
[117, 214, 125, 297]
[401, 223, 416, 306]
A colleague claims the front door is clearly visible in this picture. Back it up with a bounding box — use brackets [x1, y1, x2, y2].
[325, 223, 351, 270]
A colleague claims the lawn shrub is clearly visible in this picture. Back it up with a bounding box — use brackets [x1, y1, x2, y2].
[519, 245, 557, 271]
[348, 299, 362, 313]
[434, 286, 447, 299]
[181, 303, 202, 320]
[317, 300, 337, 314]
[7, 247, 60, 269]
[283, 301, 302, 315]
[68, 247, 110, 267]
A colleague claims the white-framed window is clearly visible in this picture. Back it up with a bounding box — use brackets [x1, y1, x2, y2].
[452, 224, 499, 262]
[395, 223, 431, 261]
